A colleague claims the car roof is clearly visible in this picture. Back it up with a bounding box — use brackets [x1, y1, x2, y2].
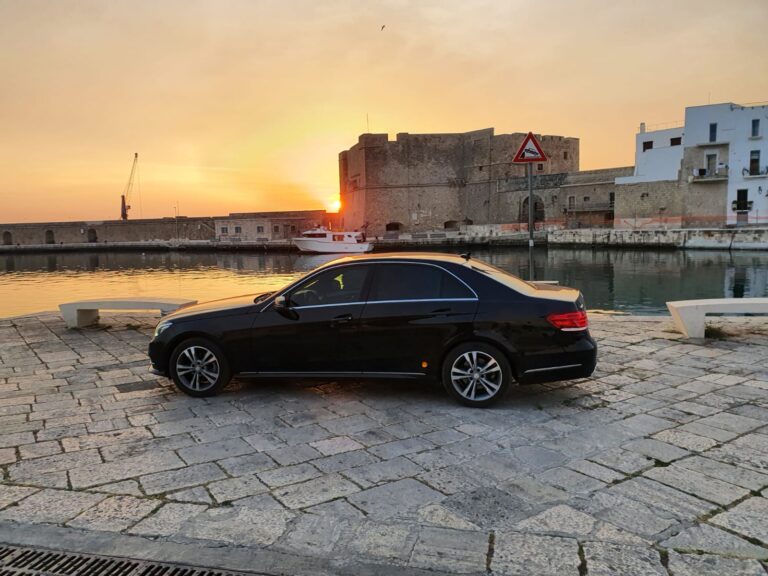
[317, 252, 470, 268]
[315, 252, 579, 303]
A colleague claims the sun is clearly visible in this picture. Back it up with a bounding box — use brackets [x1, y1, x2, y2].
[327, 198, 341, 213]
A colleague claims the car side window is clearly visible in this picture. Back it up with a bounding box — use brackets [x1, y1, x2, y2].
[368, 264, 474, 301]
[289, 266, 370, 307]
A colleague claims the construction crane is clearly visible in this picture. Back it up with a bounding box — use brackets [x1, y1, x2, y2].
[120, 152, 139, 220]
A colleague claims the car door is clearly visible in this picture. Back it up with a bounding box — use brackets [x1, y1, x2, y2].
[250, 264, 372, 374]
[356, 263, 478, 374]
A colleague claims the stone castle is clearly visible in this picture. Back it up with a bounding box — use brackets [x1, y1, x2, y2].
[338, 128, 631, 236]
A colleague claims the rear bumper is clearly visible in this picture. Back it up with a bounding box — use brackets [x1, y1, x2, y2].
[517, 336, 597, 384]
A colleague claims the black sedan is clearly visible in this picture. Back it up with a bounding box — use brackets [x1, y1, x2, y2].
[148, 253, 596, 407]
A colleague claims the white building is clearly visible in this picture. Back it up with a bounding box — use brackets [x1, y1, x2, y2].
[684, 103, 767, 226]
[616, 102, 768, 227]
[615, 125, 684, 184]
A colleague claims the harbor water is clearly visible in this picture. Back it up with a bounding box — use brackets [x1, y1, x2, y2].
[1, 248, 767, 318]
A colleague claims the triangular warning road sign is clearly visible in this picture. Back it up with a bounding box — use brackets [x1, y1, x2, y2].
[512, 132, 548, 163]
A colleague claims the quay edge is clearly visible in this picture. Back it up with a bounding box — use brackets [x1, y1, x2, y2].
[0, 228, 767, 254]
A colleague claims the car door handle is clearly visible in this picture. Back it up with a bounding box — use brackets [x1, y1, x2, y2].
[331, 313, 353, 326]
[430, 307, 452, 314]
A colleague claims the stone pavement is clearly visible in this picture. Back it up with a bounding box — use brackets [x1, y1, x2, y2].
[0, 311, 767, 575]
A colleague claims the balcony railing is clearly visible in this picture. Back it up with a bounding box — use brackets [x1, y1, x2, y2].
[743, 167, 768, 178]
[692, 167, 728, 182]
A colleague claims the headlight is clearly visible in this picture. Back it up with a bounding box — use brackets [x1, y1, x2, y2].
[154, 321, 172, 338]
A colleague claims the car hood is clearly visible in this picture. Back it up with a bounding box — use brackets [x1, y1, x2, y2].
[163, 292, 270, 321]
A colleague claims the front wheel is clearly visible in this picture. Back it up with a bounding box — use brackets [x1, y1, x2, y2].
[442, 342, 512, 407]
[169, 338, 231, 397]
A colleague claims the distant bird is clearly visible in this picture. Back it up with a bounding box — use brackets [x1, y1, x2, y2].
[380, 24, 385, 31]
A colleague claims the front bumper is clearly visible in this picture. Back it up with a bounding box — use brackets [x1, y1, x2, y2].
[148, 340, 169, 377]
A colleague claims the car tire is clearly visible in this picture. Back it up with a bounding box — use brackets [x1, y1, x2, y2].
[169, 337, 232, 397]
[442, 342, 512, 407]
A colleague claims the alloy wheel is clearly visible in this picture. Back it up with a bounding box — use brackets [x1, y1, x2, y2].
[175, 345, 220, 392]
[450, 350, 502, 402]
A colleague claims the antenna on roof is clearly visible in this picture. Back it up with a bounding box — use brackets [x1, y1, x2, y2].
[460, 252, 471, 261]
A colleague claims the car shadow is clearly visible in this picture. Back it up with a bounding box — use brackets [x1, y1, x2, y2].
[218, 375, 591, 412]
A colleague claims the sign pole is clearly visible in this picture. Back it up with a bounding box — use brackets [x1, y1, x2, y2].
[527, 162, 534, 281]
[511, 132, 547, 283]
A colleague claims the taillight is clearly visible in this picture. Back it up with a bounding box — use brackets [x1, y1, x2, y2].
[547, 310, 589, 331]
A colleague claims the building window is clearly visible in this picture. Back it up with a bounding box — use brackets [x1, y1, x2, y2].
[220, 227, 228, 234]
[670, 137, 682, 146]
[291, 225, 296, 232]
[45, 230, 55, 244]
[642, 141, 653, 152]
[706, 153, 717, 175]
[2, 231, 12, 245]
[273, 225, 280, 233]
[750, 150, 761, 175]
[736, 189, 749, 211]
[234, 226, 242, 234]
[568, 196, 575, 209]
[385, 222, 403, 232]
[709, 123, 717, 143]
[583, 196, 590, 203]
[257, 225, 264, 233]
[537, 163, 544, 171]
[609, 192, 615, 207]
[751, 119, 760, 138]
[563, 151, 568, 160]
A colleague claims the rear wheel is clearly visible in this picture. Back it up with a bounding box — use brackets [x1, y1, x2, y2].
[442, 342, 512, 407]
[169, 337, 231, 397]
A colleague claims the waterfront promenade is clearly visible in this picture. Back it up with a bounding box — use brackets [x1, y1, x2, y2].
[0, 312, 767, 574]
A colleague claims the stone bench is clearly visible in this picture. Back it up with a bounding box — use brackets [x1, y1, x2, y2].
[59, 297, 197, 328]
[666, 298, 768, 338]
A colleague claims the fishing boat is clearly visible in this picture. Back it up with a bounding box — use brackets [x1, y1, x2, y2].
[292, 227, 372, 254]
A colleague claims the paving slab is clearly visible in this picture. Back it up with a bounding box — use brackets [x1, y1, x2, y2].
[661, 524, 768, 560]
[667, 551, 766, 576]
[583, 542, 666, 576]
[0, 489, 105, 524]
[408, 526, 488, 574]
[492, 532, 579, 575]
[709, 497, 768, 544]
[67, 495, 158, 532]
[348, 479, 444, 519]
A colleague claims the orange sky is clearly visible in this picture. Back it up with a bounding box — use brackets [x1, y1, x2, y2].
[1, 0, 766, 223]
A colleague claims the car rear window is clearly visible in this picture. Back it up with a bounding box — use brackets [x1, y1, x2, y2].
[369, 264, 474, 301]
[469, 261, 536, 292]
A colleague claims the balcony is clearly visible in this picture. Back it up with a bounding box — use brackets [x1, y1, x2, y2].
[691, 167, 728, 183]
[743, 167, 768, 179]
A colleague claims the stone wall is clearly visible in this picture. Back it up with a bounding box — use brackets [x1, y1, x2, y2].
[0, 217, 217, 246]
[613, 174, 727, 230]
[549, 227, 768, 249]
[339, 128, 581, 235]
[1, 210, 338, 247]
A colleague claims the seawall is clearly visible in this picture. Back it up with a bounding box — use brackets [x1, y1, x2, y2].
[547, 228, 768, 250]
[1, 228, 766, 254]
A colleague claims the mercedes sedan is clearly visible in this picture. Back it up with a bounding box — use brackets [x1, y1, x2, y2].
[148, 253, 596, 407]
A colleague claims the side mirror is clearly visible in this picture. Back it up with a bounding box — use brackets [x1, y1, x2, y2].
[274, 295, 299, 320]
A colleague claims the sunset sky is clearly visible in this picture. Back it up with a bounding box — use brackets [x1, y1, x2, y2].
[1, 0, 766, 223]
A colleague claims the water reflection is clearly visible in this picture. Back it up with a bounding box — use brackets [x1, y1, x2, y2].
[0, 248, 767, 318]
